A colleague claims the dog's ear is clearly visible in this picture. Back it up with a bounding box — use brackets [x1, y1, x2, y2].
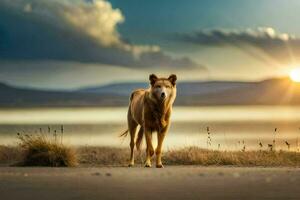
[149, 74, 158, 86]
[168, 74, 177, 86]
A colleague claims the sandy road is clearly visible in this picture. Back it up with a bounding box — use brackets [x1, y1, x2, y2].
[0, 166, 299, 200]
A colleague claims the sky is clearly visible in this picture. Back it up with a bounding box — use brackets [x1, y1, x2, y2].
[1, 0, 300, 90]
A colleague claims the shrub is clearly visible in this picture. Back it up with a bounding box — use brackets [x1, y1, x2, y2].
[18, 134, 77, 167]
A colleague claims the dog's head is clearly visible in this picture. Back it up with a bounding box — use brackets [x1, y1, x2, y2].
[149, 74, 177, 102]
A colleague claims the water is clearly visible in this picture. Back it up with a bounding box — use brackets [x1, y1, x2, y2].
[0, 106, 300, 151]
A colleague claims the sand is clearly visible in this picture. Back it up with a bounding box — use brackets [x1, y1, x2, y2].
[0, 166, 299, 200]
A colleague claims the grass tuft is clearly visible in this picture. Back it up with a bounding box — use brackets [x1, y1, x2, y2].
[17, 134, 77, 167]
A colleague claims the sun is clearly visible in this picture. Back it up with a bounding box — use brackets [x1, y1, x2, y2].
[289, 68, 300, 82]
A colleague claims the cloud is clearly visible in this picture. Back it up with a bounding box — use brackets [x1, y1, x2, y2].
[180, 27, 300, 65]
[0, 0, 203, 69]
[23, 3, 32, 13]
[63, 0, 125, 47]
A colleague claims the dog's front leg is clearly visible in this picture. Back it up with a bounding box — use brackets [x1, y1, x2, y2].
[144, 127, 154, 167]
[156, 126, 168, 168]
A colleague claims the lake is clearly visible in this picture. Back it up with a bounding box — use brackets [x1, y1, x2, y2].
[0, 106, 300, 151]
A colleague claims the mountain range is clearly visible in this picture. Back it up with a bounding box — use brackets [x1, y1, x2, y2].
[1, 78, 300, 107]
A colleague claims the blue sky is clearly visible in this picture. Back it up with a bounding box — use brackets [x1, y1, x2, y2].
[111, 0, 300, 41]
[1, 0, 300, 89]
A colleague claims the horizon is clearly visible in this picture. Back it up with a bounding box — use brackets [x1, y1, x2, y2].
[0, 75, 295, 91]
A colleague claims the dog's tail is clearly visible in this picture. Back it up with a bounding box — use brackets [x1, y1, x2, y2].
[119, 129, 129, 137]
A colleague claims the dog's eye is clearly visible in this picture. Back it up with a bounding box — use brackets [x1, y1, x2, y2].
[166, 85, 171, 88]
[156, 85, 161, 88]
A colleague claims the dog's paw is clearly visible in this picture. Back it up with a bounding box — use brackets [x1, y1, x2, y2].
[144, 163, 152, 168]
[128, 163, 134, 167]
[156, 164, 164, 168]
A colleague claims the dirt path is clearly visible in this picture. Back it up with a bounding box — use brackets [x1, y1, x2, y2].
[0, 166, 299, 200]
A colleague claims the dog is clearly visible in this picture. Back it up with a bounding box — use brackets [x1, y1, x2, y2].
[121, 74, 177, 168]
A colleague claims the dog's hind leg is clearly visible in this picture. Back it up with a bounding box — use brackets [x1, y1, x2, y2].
[128, 117, 138, 167]
[136, 126, 144, 151]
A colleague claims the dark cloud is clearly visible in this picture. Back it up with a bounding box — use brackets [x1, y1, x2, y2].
[180, 27, 300, 65]
[0, 0, 204, 69]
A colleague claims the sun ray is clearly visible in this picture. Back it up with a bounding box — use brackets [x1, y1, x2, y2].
[290, 68, 300, 82]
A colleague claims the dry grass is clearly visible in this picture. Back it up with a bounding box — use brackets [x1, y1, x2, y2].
[78, 146, 129, 166]
[1, 145, 300, 167]
[0, 145, 22, 165]
[164, 147, 300, 167]
[16, 134, 77, 167]
[78, 146, 300, 167]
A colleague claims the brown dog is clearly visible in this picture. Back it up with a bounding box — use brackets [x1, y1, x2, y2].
[121, 74, 177, 168]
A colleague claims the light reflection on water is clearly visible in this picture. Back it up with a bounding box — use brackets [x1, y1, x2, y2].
[0, 106, 300, 151]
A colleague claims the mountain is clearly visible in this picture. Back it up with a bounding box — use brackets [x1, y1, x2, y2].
[0, 83, 127, 107]
[79, 81, 253, 96]
[1, 78, 300, 107]
[175, 78, 300, 105]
